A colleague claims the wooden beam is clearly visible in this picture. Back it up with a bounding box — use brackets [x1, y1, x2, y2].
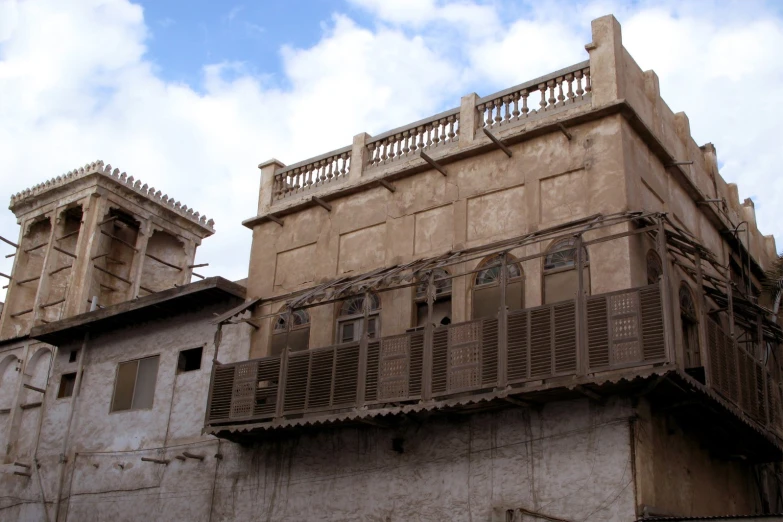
[574, 385, 603, 402]
[419, 151, 447, 176]
[13, 462, 31, 469]
[139, 285, 155, 294]
[13, 471, 31, 478]
[379, 179, 396, 193]
[5, 252, 15, 258]
[557, 123, 572, 140]
[192, 272, 205, 280]
[0, 272, 11, 280]
[482, 127, 512, 157]
[145, 253, 183, 271]
[16, 276, 40, 285]
[182, 451, 205, 461]
[141, 457, 170, 465]
[10, 308, 33, 318]
[49, 265, 72, 276]
[20, 402, 42, 410]
[93, 265, 132, 285]
[56, 229, 81, 241]
[23, 242, 48, 254]
[187, 263, 209, 269]
[267, 214, 284, 226]
[311, 196, 332, 212]
[97, 216, 119, 227]
[100, 230, 138, 251]
[23, 383, 45, 394]
[41, 297, 67, 309]
[52, 246, 76, 258]
[0, 235, 19, 249]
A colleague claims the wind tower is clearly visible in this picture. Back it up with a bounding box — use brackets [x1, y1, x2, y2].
[0, 160, 214, 339]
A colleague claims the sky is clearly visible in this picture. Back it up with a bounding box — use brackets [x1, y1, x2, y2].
[0, 0, 782, 300]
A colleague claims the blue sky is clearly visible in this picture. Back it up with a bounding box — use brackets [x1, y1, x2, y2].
[0, 0, 782, 296]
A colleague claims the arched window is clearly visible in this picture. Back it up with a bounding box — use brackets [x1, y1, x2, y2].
[415, 268, 452, 327]
[270, 309, 310, 356]
[472, 254, 524, 319]
[646, 250, 663, 285]
[337, 293, 380, 343]
[543, 238, 589, 304]
[679, 283, 700, 369]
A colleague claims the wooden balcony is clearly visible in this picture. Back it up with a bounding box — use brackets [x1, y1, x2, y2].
[205, 283, 669, 434]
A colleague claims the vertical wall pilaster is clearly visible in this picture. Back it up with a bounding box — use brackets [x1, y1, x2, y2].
[129, 220, 152, 298]
[458, 93, 479, 149]
[350, 133, 371, 178]
[586, 15, 625, 108]
[257, 159, 286, 216]
[65, 193, 105, 316]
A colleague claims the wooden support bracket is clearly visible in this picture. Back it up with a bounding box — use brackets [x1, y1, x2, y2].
[139, 285, 155, 294]
[16, 276, 40, 285]
[23, 242, 48, 254]
[5, 252, 15, 258]
[100, 229, 138, 251]
[192, 272, 205, 280]
[20, 401, 42, 410]
[40, 298, 66, 309]
[188, 263, 209, 269]
[666, 160, 694, 167]
[557, 123, 572, 140]
[267, 214, 284, 226]
[141, 457, 170, 465]
[13, 461, 32, 469]
[378, 179, 396, 193]
[311, 196, 332, 212]
[231, 317, 261, 329]
[0, 272, 11, 280]
[10, 308, 33, 318]
[573, 385, 602, 402]
[482, 127, 512, 157]
[13, 471, 32, 478]
[57, 229, 81, 241]
[419, 151, 447, 176]
[97, 216, 119, 227]
[182, 451, 205, 461]
[23, 383, 46, 394]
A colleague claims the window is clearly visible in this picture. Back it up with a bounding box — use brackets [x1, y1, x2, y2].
[110, 355, 159, 412]
[472, 254, 524, 319]
[177, 347, 203, 373]
[270, 309, 310, 356]
[543, 238, 589, 304]
[57, 372, 77, 398]
[646, 250, 663, 285]
[679, 283, 700, 369]
[68, 350, 79, 363]
[337, 294, 380, 343]
[415, 268, 452, 327]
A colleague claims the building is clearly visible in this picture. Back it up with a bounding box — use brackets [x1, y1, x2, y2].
[0, 14, 782, 522]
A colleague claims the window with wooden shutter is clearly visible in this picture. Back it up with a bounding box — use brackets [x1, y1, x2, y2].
[543, 238, 589, 304]
[472, 254, 524, 319]
[271, 309, 310, 356]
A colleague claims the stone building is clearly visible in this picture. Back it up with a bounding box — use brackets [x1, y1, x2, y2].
[1, 14, 782, 522]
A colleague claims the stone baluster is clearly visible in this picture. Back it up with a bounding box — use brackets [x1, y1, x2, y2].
[566, 73, 575, 104]
[521, 90, 529, 117]
[395, 135, 402, 159]
[448, 116, 456, 141]
[339, 153, 348, 177]
[439, 119, 447, 145]
[484, 103, 492, 128]
[325, 159, 332, 181]
[547, 80, 556, 109]
[538, 83, 547, 112]
[557, 77, 565, 106]
[401, 130, 409, 156]
[584, 68, 592, 93]
[417, 126, 426, 151]
[575, 70, 584, 99]
[511, 93, 520, 121]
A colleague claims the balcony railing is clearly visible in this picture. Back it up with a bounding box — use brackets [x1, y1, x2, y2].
[205, 283, 666, 428]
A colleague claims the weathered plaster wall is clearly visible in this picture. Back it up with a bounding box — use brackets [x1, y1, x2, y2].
[12, 398, 637, 522]
[634, 399, 760, 517]
[248, 114, 634, 357]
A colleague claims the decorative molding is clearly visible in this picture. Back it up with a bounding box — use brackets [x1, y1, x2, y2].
[10, 160, 215, 232]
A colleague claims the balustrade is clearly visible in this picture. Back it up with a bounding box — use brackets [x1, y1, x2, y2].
[366, 109, 460, 168]
[477, 62, 591, 131]
[272, 146, 351, 200]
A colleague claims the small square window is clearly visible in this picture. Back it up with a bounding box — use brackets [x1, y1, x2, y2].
[69, 350, 79, 363]
[111, 356, 159, 412]
[177, 347, 203, 373]
[58, 373, 77, 398]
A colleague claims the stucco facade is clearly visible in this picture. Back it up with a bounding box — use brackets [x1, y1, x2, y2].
[0, 13, 781, 522]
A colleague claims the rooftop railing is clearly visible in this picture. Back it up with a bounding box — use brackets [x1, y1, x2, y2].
[269, 60, 591, 205]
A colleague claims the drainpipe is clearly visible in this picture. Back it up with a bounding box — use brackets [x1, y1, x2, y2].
[53, 296, 96, 522]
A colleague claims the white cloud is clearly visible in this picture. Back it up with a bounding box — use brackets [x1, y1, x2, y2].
[0, 0, 781, 304]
